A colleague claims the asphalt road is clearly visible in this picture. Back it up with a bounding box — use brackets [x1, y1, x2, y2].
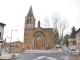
[12, 52, 69, 60]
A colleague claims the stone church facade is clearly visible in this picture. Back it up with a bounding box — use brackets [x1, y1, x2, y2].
[24, 6, 54, 49]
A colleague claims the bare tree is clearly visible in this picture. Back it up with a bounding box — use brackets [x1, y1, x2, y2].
[59, 19, 69, 39]
[52, 13, 69, 39]
[51, 12, 61, 49]
[52, 12, 61, 30]
[43, 12, 69, 49]
[43, 17, 50, 28]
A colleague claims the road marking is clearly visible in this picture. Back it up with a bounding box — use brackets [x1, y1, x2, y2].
[61, 56, 68, 60]
[28, 54, 35, 55]
[62, 50, 71, 53]
[34, 56, 46, 60]
[47, 57, 57, 60]
[65, 51, 67, 53]
[68, 50, 71, 53]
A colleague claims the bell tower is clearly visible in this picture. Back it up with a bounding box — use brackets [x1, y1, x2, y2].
[25, 6, 35, 29]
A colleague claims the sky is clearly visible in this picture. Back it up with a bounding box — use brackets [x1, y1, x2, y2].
[0, 0, 80, 42]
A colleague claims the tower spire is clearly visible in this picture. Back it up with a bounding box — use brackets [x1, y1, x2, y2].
[27, 6, 34, 17]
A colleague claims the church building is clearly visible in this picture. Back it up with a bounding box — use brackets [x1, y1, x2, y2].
[24, 6, 54, 49]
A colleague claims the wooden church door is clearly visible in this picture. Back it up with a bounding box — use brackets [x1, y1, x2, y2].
[36, 40, 41, 49]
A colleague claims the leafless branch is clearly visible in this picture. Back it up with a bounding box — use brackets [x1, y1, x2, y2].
[43, 16, 50, 28]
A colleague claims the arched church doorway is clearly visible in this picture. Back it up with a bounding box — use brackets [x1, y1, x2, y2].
[33, 32, 45, 49]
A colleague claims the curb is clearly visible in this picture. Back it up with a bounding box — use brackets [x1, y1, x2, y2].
[23, 49, 63, 54]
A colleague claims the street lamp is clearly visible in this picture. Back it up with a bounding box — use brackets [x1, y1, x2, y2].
[9, 30, 17, 54]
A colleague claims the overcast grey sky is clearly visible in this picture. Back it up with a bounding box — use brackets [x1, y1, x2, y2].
[0, 0, 80, 42]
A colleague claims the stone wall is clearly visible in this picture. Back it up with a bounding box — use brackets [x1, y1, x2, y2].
[68, 54, 79, 60]
[7, 47, 25, 53]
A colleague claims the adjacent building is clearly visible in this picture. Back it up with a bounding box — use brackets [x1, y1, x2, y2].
[0, 22, 6, 55]
[7, 41, 24, 53]
[0, 22, 6, 40]
[68, 39, 76, 49]
[24, 6, 54, 49]
[76, 28, 80, 51]
[11, 41, 23, 47]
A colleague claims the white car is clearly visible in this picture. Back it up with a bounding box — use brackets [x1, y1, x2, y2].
[68, 46, 77, 53]
[56, 44, 62, 48]
[12, 54, 20, 59]
[68, 46, 75, 51]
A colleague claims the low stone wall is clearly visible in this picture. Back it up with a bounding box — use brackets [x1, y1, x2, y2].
[7, 47, 25, 53]
[68, 54, 79, 60]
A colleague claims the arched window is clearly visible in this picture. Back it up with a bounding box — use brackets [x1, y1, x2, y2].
[30, 19, 31, 23]
[27, 19, 29, 23]
[27, 18, 32, 23]
[36, 34, 41, 40]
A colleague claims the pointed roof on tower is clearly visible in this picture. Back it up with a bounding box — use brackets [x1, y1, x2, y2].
[27, 6, 34, 17]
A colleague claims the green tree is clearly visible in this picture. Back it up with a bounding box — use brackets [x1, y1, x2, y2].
[64, 34, 70, 47]
[70, 26, 76, 39]
[60, 38, 65, 45]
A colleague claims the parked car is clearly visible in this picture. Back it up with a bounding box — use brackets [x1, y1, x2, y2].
[56, 44, 62, 48]
[12, 54, 20, 59]
[68, 46, 75, 51]
[68, 46, 77, 53]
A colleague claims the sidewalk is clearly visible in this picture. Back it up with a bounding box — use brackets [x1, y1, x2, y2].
[23, 49, 63, 53]
[0, 54, 12, 59]
[0, 49, 20, 60]
[0, 53, 20, 59]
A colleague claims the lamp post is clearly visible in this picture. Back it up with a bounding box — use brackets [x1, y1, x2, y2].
[9, 30, 17, 54]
